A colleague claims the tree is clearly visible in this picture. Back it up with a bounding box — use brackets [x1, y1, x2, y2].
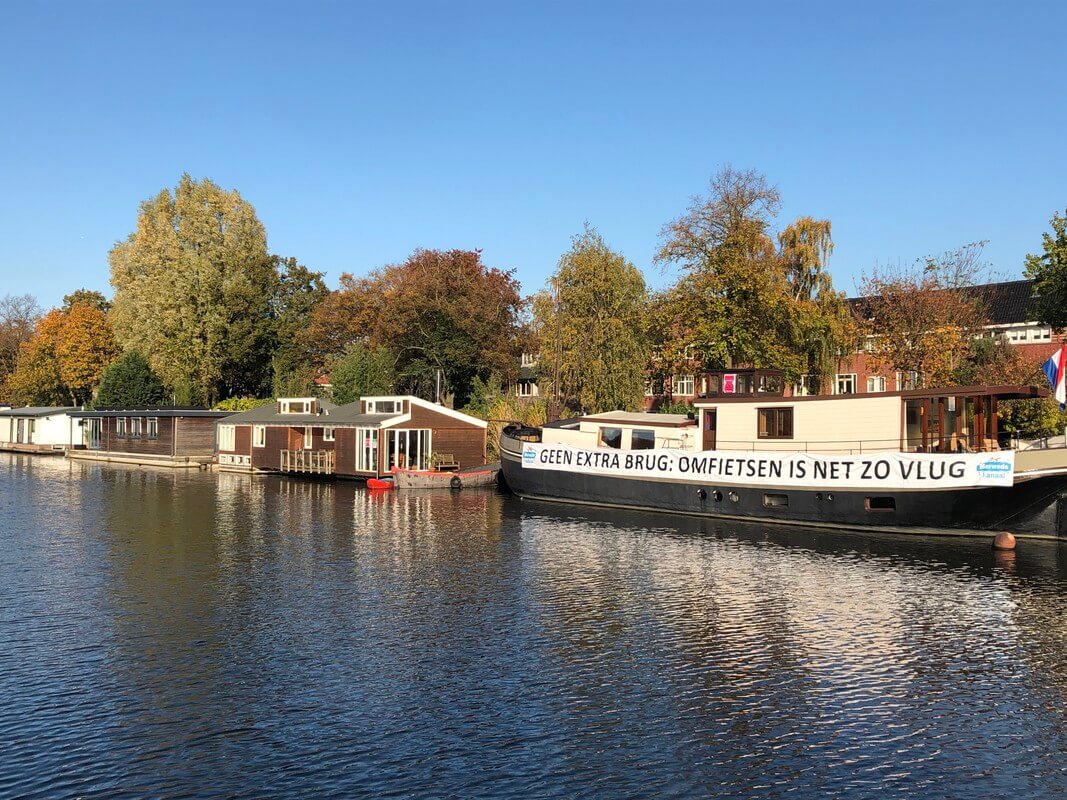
[330, 342, 396, 405]
[7, 305, 120, 406]
[654, 167, 853, 386]
[300, 249, 523, 404]
[0, 293, 42, 398]
[270, 256, 329, 394]
[53, 304, 121, 404]
[533, 225, 648, 413]
[1025, 210, 1067, 329]
[62, 289, 110, 313]
[94, 351, 167, 408]
[858, 244, 992, 388]
[109, 174, 278, 404]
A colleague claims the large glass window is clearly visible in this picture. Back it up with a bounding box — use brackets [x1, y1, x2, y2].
[387, 429, 431, 470]
[631, 430, 655, 450]
[673, 375, 695, 396]
[356, 428, 379, 472]
[599, 427, 623, 448]
[218, 424, 236, 451]
[758, 408, 794, 439]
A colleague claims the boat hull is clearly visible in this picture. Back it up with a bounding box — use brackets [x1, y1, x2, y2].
[500, 433, 1067, 536]
[394, 466, 499, 490]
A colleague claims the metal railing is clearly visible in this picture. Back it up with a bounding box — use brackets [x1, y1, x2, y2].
[280, 449, 335, 474]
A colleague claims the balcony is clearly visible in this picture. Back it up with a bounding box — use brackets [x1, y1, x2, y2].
[280, 449, 335, 474]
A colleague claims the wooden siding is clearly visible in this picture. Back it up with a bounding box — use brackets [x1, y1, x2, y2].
[98, 416, 176, 457]
[392, 403, 486, 468]
[174, 418, 220, 457]
[246, 424, 339, 472]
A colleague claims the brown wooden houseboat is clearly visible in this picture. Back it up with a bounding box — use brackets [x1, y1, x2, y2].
[215, 396, 487, 479]
[67, 408, 232, 468]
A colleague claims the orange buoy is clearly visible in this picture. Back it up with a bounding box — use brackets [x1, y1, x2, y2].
[992, 531, 1016, 551]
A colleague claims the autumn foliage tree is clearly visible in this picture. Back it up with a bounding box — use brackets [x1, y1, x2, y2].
[0, 293, 42, 399]
[300, 249, 523, 404]
[8, 304, 119, 405]
[858, 243, 992, 388]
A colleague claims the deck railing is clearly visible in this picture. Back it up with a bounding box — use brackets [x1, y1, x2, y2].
[280, 449, 335, 474]
[705, 433, 1067, 456]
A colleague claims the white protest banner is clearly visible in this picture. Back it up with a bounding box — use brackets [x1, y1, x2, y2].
[521, 443, 1015, 490]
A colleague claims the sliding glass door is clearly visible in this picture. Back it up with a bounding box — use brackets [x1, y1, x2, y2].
[386, 429, 431, 471]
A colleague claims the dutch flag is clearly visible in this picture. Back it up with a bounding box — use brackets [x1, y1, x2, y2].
[1044, 344, 1067, 410]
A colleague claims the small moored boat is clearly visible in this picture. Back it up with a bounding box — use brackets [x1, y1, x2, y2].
[394, 463, 500, 490]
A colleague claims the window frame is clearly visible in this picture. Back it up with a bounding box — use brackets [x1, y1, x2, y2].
[672, 374, 695, 396]
[866, 376, 886, 393]
[631, 429, 656, 450]
[323, 426, 335, 442]
[131, 417, 143, 439]
[116, 417, 127, 438]
[147, 417, 159, 439]
[253, 425, 266, 448]
[599, 427, 623, 449]
[757, 407, 794, 440]
[834, 373, 857, 395]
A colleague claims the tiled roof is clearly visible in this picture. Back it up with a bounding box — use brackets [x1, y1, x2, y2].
[850, 279, 1039, 326]
[216, 400, 396, 427]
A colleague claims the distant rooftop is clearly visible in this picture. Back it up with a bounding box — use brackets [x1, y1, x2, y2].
[850, 279, 1040, 326]
[581, 410, 695, 427]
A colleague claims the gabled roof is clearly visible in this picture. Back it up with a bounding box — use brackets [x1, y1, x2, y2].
[850, 279, 1040, 326]
[0, 406, 77, 418]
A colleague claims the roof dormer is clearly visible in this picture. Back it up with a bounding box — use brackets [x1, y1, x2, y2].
[277, 397, 318, 415]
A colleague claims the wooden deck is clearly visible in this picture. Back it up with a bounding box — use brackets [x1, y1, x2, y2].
[280, 449, 335, 474]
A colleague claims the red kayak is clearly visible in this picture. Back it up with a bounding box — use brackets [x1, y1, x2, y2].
[366, 477, 394, 490]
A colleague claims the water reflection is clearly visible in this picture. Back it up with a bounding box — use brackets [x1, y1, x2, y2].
[3, 454, 1067, 798]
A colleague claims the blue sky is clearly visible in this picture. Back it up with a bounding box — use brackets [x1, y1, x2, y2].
[1, 1, 1064, 309]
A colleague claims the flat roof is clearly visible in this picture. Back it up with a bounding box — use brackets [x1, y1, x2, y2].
[580, 410, 696, 428]
[694, 385, 1048, 405]
[69, 408, 232, 418]
[0, 406, 77, 418]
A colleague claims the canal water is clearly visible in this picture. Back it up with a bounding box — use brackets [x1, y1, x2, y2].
[3, 454, 1067, 798]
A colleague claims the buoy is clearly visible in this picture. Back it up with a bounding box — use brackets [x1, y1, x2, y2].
[992, 531, 1016, 551]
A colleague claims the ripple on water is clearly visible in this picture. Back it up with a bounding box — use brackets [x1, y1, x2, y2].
[1, 455, 1067, 798]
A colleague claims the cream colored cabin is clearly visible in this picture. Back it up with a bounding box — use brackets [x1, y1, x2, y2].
[543, 369, 1056, 461]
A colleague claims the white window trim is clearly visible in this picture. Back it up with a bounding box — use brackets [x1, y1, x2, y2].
[218, 424, 236, 452]
[253, 425, 266, 448]
[834, 373, 857, 395]
[866, 376, 886, 393]
[672, 374, 695, 396]
[304, 427, 313, 449]
[323, 426, 335, 442]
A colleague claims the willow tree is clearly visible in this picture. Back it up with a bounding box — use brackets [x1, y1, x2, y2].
[109, 175, 277, 404]
[779, 217, 856, 392]
[533, 225, 647, 413]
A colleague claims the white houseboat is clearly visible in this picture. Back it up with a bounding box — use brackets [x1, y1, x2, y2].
[0, 406, 80, 454]
[500, 369, 1067, 537]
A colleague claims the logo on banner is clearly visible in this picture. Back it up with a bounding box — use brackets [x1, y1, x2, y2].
[722, 373, 736, 394]
[522, 447, 536, 464]
[976, 458, 1012, 478]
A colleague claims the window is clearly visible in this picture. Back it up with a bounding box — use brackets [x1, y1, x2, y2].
[116, 417, 126, 437]
[866, 376, 886, 393]
[1034, 327, 1052, 342]
[253, 425, 266, 448]
[304, 427, 313, 449]
[280, 399, 311, 414]
[763, 493, 789, 508]
[757, 408, 794, 439]
[218, 424, 236, 451]
[147, 417, 158, 439]
[834, 374, 857, 395]
[131, 417, 142, 438]
[356, 428, 379, 472]
[644, 382, 656, 397]
[673, 375, 695, 396]
[521, 352, 537, 367]
[1007, 328, 1025, 342]
[387, 429, 432, 470]
[323, 427, 335, 442]
[599, 427, 623, 449]
[516, 380, 537, 398]
[896, 371, 919, 391]
[865, 496, 896, 512]
[631, 430, 655, 450]
[367, 400, 399, 414]
[793, 375, 819, 396]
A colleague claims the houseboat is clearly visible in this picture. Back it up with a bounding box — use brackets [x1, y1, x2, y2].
[0, 406, 80, 454]
[67, 407, 232, 468]
[215, 395, 487, 479]
[500, 369, 1067, 537]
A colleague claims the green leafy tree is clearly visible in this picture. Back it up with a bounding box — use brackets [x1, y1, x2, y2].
[330, 342, 396, 405]
[533, 225, 648, 413]
[62, 289, 110, 313]
[213, 397, 274, 412]
[1025, 210, 1067, 328]
[94, 351, 167, 408]
[270, 256, 329, 394]
[108, 174, 278, 404]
